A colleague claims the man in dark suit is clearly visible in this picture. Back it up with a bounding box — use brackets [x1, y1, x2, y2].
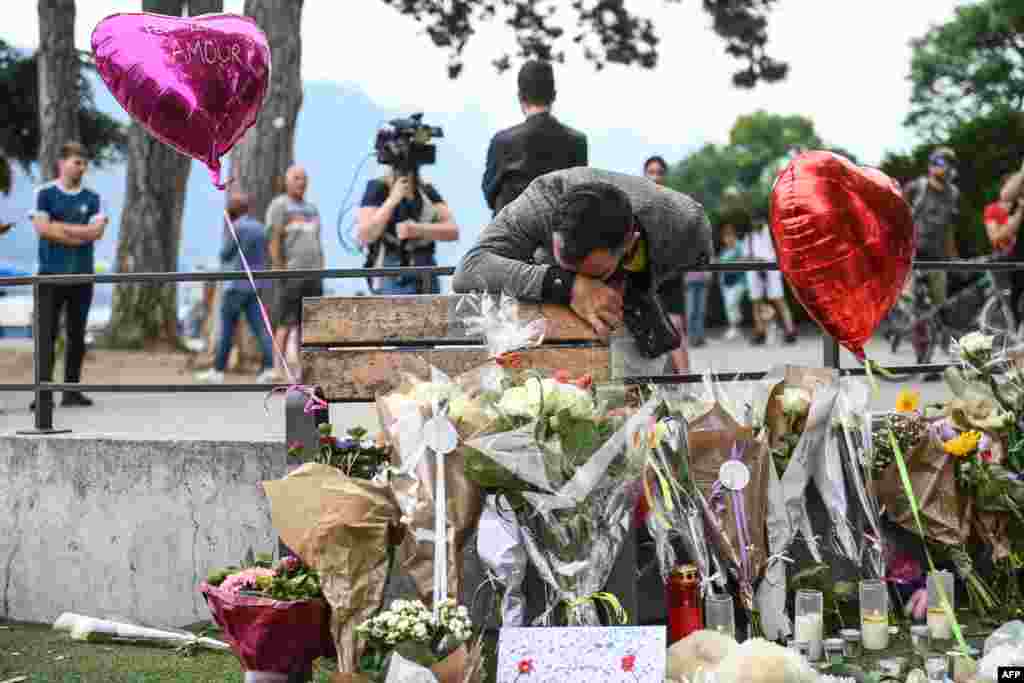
[482, 60, 588, 216]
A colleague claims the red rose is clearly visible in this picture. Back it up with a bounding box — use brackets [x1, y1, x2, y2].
[574, 373, 593, 390]
[553, 369, 572, 384]
[622, 655, 636, 672]
[518, 659, 534, 674]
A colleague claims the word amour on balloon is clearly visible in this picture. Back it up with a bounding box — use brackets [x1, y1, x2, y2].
[140, 23, 248, 66]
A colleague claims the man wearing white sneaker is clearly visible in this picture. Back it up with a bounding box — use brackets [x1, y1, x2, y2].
[196, 191, 276, 385]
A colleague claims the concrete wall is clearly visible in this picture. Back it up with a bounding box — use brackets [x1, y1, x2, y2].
[0, 436, 282, 628]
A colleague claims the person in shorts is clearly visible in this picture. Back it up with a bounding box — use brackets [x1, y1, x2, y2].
[266, 165, 323, 378]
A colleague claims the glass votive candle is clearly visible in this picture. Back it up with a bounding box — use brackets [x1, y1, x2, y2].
[860, 579, 890, 651]
[705, 594, 735, 639]
[840, 629, 862, 659]
[927, 571, 956, 641]
[794, 589, 824, 661]
[910, 624, 931, 657]
[824, 638, 845, 666]
[925, 655, 947, 682]
[878, 657, 906, 679]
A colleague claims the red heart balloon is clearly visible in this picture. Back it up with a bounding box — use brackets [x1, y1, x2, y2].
[91, 13, 270, 188]
[769, 151, 915, 362]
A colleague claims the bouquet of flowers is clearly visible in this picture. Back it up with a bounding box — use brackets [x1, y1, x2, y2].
[200, 553, 335, 681]
[356, 598, 482, 683]
[375, 294, 645, 626]
[289, 424, 393, 481]
[459, 370, 651, 625]
[261, 458, 404, 676]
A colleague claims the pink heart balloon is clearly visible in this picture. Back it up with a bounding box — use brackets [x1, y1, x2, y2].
[92, 13, 270, 188]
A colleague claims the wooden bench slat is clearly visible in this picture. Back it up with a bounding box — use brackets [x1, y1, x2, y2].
[303, 347, 611, 402]
[302, 295, 600, 346]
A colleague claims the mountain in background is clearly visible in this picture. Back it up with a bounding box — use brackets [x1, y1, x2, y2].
[1, 74, 699, 306]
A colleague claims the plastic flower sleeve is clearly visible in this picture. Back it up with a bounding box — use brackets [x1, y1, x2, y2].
[477, 400, 656, 625]
[642, 411, 725, 596]
[756, 451, 792, 641]
[476, 495, 527, 626]
[458, 293, 547, 392]
[833, 378, 887, 578]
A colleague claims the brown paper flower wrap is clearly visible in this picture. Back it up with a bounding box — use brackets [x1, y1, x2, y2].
[874, 422, 1010, 561]
[262, 463, 403, 673]
[687, 402, 769, 611]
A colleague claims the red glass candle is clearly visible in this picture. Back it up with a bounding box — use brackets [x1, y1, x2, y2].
[667, 564, 702, 645]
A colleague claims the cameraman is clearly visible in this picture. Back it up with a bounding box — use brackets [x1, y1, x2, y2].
[355, 168, 459, 294]
[454, 167, 711, 375]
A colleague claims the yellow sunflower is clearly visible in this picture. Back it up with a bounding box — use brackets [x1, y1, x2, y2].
[895, 389, 920, 413]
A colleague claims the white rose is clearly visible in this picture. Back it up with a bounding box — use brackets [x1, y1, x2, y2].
[958, 331, 994, 355]
[457, 606, 469, 618]
[413, 623, 428, 640]
[448, 395, 472, 422]
[779, 387, 812, 417]
[496, 385, 538, 417]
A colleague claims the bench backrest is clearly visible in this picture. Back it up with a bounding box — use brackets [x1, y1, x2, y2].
[301, 295, 610, 402]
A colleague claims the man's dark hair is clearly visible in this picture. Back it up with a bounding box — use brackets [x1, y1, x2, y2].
[59, 141, 88, 160]
[644, 155, 668, 174]
[555, 182, 633, 264]
[518, 60, 556, 107]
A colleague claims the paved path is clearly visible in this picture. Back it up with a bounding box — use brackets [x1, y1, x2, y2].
[0, 325, 952, 441]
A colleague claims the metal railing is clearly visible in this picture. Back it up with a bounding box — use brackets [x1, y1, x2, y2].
[1, 259, 1020, 436]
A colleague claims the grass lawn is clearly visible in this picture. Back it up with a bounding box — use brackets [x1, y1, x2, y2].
[0, 621, 500, 683]
[0, 620, 339, 683]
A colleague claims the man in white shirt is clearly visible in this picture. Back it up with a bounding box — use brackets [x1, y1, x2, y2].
[746, 220, 797, 345]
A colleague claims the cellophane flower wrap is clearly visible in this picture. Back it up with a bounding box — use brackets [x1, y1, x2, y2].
[686, 402, 769, 615]
[467, 391, 654, 625]
[200, 555, 335, 677]
[641, 386, 727, 600]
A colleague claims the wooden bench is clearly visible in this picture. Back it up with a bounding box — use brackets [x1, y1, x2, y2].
[296, 294, 646, 625]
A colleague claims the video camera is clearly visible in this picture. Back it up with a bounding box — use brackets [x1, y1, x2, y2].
[374, 113, 444, 173]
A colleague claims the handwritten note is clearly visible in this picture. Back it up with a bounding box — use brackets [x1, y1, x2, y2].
[496, 627, 666, 683]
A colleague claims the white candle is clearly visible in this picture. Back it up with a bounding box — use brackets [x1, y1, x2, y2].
[861, 611, 889, 651]
[794, 613, 823, 661]
[928, 608, 953, 640]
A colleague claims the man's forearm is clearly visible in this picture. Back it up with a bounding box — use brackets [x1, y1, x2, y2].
[417, 221, 459, 242]
[36, 221, 85, 247]
[269, 234, 285, 268]
[357, 198, 400, 245]
[452, 248, 554, 301]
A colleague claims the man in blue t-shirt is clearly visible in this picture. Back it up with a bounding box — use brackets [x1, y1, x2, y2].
[29, 142, 109, 408]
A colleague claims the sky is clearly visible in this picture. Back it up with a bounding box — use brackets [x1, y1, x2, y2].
[4, 0, 966, 167]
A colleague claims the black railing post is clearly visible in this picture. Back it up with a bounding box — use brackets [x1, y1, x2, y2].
[823, 335, 841, 370]
[18, 279, 70, 435]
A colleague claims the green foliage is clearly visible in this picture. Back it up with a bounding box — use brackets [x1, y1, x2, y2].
[880, 109, 1024, 258]
[0, 39, 126, 172]
[666, 111, 852, 225]
[379, 0, 788, 87]
[906, 0, 1024, 140]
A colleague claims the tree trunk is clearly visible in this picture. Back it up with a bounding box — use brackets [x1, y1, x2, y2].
[106, 0, 224, 350]
[37, 0, 80, 182]
[229, 0, 304, 221]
